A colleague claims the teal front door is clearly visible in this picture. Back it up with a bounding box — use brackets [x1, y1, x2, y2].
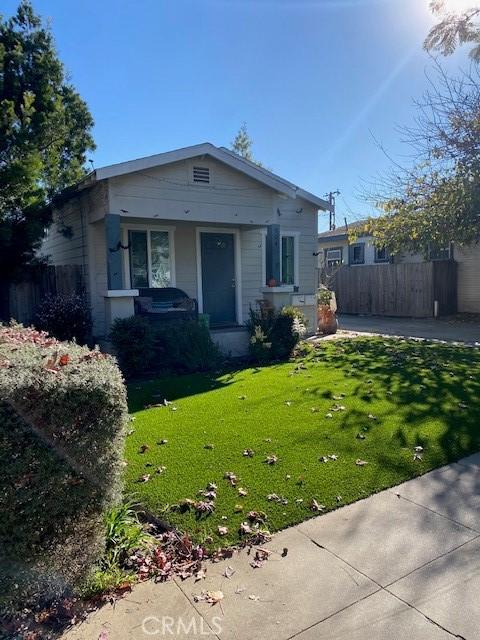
[200, 232, 236, 326]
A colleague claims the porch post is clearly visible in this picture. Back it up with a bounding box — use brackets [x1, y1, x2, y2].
[265, 224, 281, 285]
[105, 213, 123, 290]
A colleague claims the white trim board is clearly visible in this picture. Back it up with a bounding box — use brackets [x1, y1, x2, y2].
[195, 227, 243, 325]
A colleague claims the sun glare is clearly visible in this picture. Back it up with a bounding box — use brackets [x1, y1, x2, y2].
[442, 0, 479, 12]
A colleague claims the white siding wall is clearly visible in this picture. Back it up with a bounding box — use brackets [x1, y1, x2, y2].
[39, 199, 87, 266]
[105, 157, 274, 226]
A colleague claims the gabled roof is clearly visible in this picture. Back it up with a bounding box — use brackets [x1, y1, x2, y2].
[90, 143, 331, 211]
[318, 219, 369, 243]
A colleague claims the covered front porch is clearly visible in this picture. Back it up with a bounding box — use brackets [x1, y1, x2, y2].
[98, 215, 316, 353]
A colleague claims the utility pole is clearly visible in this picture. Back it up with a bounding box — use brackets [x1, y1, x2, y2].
[325, 190, 340, 230]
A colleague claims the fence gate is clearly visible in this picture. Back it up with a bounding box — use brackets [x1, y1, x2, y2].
[331, 261, 457, 318]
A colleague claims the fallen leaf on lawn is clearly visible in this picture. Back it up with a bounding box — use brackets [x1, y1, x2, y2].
[413, 453, 423, 461]
[264, 437, 272, 442]
[367, 414, 377, 420]
[295, 498, 304, 504]
[199, 489, 217, 499]
[311, 407, 319, 413]
[127, 429, 135, 436]
[247, 510, 267, 524]
[243, 449, 254, 457]
[356, 433, 366, 440]
[139, 444, 149, 454]
[332, 394, 345, 400]
[224, 471, 237, 485]
[170, 406, 177, 412]
[285, 474, 291, 480]
[234, 504, 244, 512]
[238, 395, 247, 400]
[239, 522, 252, 535]
[458, 402, 468, 409]
[336, 495, 343, 502]
[137, 474, 151, 483]
[157, 439, 168, 445]
[355, 459, 368, 466]
[217, 526, 229, 536]
[267, 493, 288, 504]
[330, 404, 346, 412]
[285, 401, 292, 406]
[319, 456, 329, 463]
[249, 529, 272, 545]
[155, 466, 166, 475]
[328, 454, 338, 461]
[195, 501, 215, 515]
[204, 443, 214, 450]
[414, 446, 424, 453]
[310, 499, 325, 512]
[238, 487, 248, 497]
[264, 455, 278, 465]
[325, 412, 333, 419]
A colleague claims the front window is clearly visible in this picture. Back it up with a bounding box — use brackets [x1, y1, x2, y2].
[281, 235, 295, 285]
[128, 229, 171, 288]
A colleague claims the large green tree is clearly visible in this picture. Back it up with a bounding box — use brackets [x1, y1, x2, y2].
[425, 1, 480, 61]
[0, 1, 95, 276]
[366, 66, 480, 253]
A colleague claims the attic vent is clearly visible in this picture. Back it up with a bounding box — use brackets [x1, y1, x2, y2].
[193, 166, 210, 184]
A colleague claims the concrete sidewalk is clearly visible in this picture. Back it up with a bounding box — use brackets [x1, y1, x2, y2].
[337, 314, 480, 344]
[64, 453, 480, 640]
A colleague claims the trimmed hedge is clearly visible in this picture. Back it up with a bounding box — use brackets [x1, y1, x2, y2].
[110, 317, 222, 377]
[0, 324, 128, 614]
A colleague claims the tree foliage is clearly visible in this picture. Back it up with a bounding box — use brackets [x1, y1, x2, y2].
[425, 1, 480, 61]
[230, 122, 262, 166]
[0, 1, 95, 276]
[365, 65, 480, 253]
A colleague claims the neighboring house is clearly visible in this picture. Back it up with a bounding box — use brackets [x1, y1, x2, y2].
[318, 222, 480, 314]
[40, 143, 331, 354]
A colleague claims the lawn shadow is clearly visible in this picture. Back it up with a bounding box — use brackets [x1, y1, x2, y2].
[309, 337, 480, 465]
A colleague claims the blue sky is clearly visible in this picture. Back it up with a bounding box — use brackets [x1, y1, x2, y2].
[3, 0, 470, 229]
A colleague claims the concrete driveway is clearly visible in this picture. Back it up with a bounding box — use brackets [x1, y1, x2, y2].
[64, 453, 480, 640]
[338, 314, 480, 344]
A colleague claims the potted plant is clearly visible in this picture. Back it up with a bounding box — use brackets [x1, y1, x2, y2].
[317, 288, 337, 335]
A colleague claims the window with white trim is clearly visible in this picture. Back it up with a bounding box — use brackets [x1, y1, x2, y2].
[325, 247, 343, 268]
[128, 229, 172, 288]
[281, 235, 297, 285]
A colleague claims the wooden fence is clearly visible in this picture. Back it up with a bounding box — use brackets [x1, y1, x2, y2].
[0, 264, 85, 325]
[331, 261, 457, 318]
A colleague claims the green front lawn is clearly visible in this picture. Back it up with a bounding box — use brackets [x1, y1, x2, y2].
[125, 337, 480, 546]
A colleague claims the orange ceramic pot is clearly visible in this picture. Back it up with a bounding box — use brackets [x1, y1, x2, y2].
[317, 304, 338, 335]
